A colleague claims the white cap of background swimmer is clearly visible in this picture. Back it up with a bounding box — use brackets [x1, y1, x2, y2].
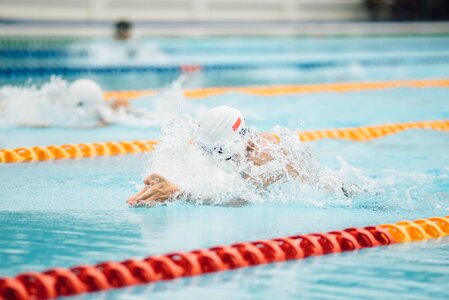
[68, 79, 104, 108]
[198, 105, 249, 158]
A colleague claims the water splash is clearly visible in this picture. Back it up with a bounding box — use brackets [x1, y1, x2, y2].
[147, 114, 257, 206]
[141, 116, 358, 207]
[138, 115, 449, 210]
[100, 76, 189, 128]
[0, 76, 83, 127]
[0, 76, 188, 128]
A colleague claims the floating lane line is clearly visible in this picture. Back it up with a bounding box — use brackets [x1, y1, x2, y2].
[1, 120, 448, 163]
[103, 78, 449, 101]
[0, 216, 448, 300]
[3, 54, 449, 76]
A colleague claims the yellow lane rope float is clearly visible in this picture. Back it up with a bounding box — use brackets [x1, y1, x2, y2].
[104, 78, 449, 101]
[1, 120, 448, 163]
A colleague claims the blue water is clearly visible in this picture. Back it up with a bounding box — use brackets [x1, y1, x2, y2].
[1, 35, 449, 299]
[1, 87, 448, 148]
[1, 36, 449, 88]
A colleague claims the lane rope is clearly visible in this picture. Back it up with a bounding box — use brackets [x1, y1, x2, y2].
[103, 78, 449, 101]
[1, 120, 448, 164]
[3, 55, 449, 76]
[0, 49, 88, 59]
[1, 215, 448, 300]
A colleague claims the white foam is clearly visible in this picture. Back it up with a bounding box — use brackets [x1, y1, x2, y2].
[0, 76, 189, 128]
[142, 115, 363, 207]
[139, 114, 449, 210]
[0, 76, 83, 127]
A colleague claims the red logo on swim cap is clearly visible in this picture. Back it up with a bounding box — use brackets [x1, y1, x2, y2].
[232, 117, 241, 131]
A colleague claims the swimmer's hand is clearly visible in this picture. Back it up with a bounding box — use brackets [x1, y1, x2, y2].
[127, 173, 179, 207]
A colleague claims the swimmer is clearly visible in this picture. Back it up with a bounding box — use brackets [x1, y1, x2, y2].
[68, 78, 160, 127]
[127, 105, 354, 207]
[67, 78, 131, 127]
[114, 20, 132, 41]
[112, 20, 141, 58]
[0, 77, 153, 128]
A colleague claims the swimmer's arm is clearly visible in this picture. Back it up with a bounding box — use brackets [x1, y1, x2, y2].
[252, 139, 354, 197]
[247, 133, 302, 188]
[127, 174, 249, 207]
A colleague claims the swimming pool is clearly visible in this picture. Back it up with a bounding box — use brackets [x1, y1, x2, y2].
[1, 35, 449, 299]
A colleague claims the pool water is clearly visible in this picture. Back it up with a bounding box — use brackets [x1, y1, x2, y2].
[2, 36, 449, 89]
[1, 35, 449, 299]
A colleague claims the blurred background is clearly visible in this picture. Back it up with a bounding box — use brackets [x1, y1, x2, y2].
[0, 0, 449, 131]
[1, 0, 449, 22]
[1, 0, 449, 36]
[1, 0, 449, 133]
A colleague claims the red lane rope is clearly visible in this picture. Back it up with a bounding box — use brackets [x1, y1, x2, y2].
[1, 216, 449, 300]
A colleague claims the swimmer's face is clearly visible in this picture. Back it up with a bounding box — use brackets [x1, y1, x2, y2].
[68, 79, 104, 112]
[199, 128, 252, 162]
[199, 143, 235, 161]
[69, 96, 103, 123]
[73, 99, 100, 114]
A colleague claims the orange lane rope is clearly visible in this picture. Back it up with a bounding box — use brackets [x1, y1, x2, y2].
[298, 120, 449, 142]
[1, 215, 448, 300]
[103, 78, 449, 101]
[1, 120, 448, 164]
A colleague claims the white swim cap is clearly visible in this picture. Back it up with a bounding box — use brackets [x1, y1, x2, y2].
[68, 79, 104, 108]
[198, 105, 249, 159]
